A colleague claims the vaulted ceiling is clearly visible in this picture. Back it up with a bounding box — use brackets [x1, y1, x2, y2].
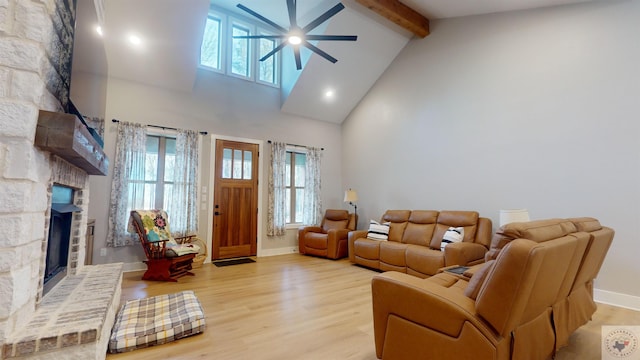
[73, 0, 597, 123]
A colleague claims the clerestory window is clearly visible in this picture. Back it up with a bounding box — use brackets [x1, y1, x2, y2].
[200, 8, 279, 87]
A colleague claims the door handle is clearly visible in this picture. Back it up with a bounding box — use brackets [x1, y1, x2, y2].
[215, 211, 221, 216]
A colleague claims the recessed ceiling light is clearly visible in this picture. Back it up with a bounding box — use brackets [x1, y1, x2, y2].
[128, 34, 142, 46]
[96, 26, 103, 36]
[325, 90, 335, 98]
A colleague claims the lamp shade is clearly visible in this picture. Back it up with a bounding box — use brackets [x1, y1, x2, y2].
[499, 209, 530, 227]
[344, 189, 358, 203]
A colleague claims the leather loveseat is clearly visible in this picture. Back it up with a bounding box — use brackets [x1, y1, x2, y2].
[348, 210, 492, 278]
[370, 217, 614, 359]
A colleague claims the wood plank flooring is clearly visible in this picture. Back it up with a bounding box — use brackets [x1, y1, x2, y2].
[107, 254, 640, 360]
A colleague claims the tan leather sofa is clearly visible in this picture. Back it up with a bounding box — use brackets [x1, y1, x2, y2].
[371, 217, 614, 359]
[348, 210, 492, 278]
[298, 209, 357, 259]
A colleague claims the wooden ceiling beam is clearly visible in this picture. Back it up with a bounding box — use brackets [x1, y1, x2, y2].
[355, 0, 430, 38]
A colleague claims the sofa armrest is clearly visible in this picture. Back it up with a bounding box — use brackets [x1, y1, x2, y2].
[372, 272, 491, 358]
[348, 230, 369, 262]
[444, 242, 487, 267]
[298, 226, 324, 253]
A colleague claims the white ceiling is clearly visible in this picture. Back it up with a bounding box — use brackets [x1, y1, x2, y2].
[72, 0, 597, 124]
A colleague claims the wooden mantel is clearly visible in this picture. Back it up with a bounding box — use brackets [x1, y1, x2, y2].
[355, 0, 430, 38]
[35, 110, 109, 176]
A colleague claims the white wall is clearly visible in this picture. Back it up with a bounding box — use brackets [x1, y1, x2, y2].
[342, 0, 640, 303]
[87, 70, 344, 266]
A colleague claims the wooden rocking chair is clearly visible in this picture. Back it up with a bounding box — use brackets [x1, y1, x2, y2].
[129, 210, 201, 282]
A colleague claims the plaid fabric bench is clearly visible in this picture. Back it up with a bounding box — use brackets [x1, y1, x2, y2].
[108, 290, 206, 353]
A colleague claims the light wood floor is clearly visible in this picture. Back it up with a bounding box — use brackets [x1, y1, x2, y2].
[107, 254, 640, 359]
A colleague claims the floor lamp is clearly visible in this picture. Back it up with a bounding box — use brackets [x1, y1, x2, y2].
[344, 189, 358, 218]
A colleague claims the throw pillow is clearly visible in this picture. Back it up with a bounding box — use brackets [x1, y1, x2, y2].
[441, 226, 464, 251]
[367, 220, 390, 241]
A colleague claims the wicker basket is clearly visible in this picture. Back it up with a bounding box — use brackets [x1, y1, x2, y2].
[189, 237, 207, 268]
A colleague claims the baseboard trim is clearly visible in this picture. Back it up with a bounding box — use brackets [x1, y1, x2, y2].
[258, 247, 298, 257]
[122, 262, 146, 272]
[595, 288, 640, 311]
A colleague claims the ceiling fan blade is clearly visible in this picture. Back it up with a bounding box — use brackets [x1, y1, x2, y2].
[260, 41, 287, 62]
[302, 41, 338, 64]
[294, 46, 302, 70]
[302, 3, 345, 33]
[236, 4, 288, 33]
[287, 0, 297, 28]
[305, 35, 357, 41]
[233, 35, 287, 39]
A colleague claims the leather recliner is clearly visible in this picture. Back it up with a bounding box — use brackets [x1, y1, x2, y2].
[371, 217, 614, 359]
[298, 209, 357, 259]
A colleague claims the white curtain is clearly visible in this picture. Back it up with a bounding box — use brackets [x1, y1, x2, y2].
[166, 129, 200, 237]
[267, 141, 287, 236]
[303, 147, 322, 226]
[107, 121, 147, 247]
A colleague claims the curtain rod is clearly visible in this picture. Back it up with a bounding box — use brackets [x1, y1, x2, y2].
[267, 140, 324, 151]
[112, 119, 208, 135]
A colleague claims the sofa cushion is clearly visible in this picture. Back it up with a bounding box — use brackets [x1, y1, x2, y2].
[499, 219, 577, 243]
[367, 220, 390, 241]
[405, 245, 445, 278]
[382, 210, 411, 242]
[486, 219, 578, 260]
[441, 227, 464, 251]
[568, 217, 602, 232]
[402, 210, 438, 246]
[380, 242, 408, 268]
[353, 238, 381, 260]
[430, 211, 479, 249]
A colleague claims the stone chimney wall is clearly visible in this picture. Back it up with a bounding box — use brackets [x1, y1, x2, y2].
[0, 0, 79, 347]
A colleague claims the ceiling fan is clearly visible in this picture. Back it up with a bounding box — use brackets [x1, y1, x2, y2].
[234, 0, 357, 70]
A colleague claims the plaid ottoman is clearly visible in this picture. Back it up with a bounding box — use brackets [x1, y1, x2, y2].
[108, 290, 206, 353]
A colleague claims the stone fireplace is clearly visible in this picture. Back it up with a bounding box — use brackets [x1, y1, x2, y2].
[0, 0, 121, 359]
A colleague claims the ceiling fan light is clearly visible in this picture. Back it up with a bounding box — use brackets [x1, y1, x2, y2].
[288, 35, 302, 45]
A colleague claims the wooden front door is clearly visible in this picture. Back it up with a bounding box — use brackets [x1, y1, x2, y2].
[212, 139, 259, 260]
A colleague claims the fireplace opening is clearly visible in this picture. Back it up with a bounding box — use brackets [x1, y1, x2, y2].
[44, 184, 81, 295]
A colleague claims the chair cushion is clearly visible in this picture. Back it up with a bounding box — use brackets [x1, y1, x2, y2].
[304, 232, 329, 250]
[108, 290, 206, 353]
[128, 210, 173, 242]
[323, 209, 350, 231]
[166, 240, 200, 257]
